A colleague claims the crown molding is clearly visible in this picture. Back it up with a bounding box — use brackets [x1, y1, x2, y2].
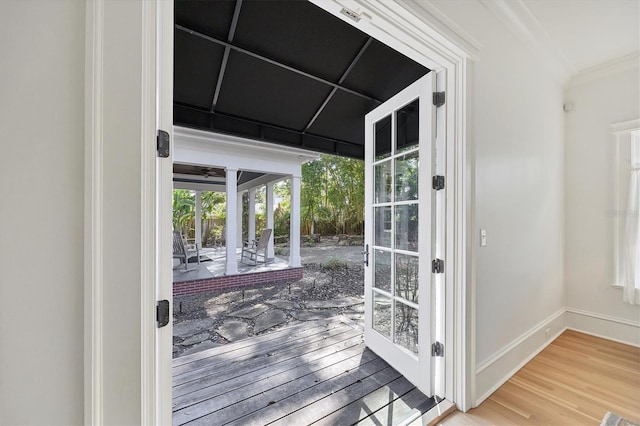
[479, 0, 573, 79]
[568, 52, 640, 88]
[395, 0, 482, 61]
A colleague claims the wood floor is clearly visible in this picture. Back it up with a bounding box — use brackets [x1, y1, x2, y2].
[440, 330, 640, 425]
[172, 317, 436, 425]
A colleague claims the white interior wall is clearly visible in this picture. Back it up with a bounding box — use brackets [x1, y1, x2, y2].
[1, 1, 636, 422]
[0, 1, 85, 423]
[423, 0, 566, 403]
[564, 64, 640, 342]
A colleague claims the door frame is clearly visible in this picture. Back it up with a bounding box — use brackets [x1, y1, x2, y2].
[84, 0, 475, 422]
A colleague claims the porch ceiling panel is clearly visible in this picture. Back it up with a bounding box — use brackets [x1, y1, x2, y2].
[174, 0, 236, 40]
[231, 0, 370, 82]
[174, 30, 225, 109]
[216, 50, 334, 131]
[340, 41, 431, 101]
[306, 90, 377, 146]
[174, 0, 430, 159]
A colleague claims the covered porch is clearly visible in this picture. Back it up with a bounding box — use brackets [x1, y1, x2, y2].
[172, 126, 318, 293]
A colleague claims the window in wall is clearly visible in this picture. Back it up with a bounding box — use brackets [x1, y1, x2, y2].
[612, 120, 640, 304]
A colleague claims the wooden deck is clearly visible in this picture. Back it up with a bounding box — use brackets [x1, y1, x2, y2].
[172, 317, 437, 425]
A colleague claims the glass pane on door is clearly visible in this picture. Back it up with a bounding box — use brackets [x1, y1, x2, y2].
[395, 302, 419, 354]
[375, 115, 392, 160]
[396, 99, 419, 153]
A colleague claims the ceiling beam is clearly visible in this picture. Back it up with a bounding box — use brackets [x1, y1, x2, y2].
[176, 24, 382, 104]
[304, 37, 374, 132]
[174, 102, 364, 150]
[211, 0, 244, 113]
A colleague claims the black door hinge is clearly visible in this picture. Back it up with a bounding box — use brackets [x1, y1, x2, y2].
[432, 259, 444, 274]
[432, 175, 445, 190]
[433, 92, 445, 107]
[157, 300, 170, 328]
[157, 130, 170, 158]
[432, 341, 444, 357]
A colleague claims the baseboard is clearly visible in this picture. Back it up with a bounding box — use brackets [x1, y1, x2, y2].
[473, 307, 640, 408]
[474, 308, 566, 407]
[565, 308, 640, 347]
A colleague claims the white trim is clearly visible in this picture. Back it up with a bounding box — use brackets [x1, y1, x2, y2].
[155, 1, 174, 424]
[84, 0, 104, 423]
[475, 326, 567, 407]
[140, 0, 158, 424]
[396, 0, 482, 60]
[611, 118, 640, 135]
[476, 308, 565, 373]
[565, 328, 640, 349]
[474, 308, 566, 406]
[479, 0, 572, 79]
[174, 126, 320, 162]
[565, 307, 640, 329]
[569, 52, 640, 88]
[565, 308, 640, 348]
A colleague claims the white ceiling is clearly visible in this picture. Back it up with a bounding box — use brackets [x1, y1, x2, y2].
[521, 0, 639, 73]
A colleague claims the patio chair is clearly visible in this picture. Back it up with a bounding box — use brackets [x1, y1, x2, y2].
[173, 230, 200, 271]
[241, 228, 272, 265]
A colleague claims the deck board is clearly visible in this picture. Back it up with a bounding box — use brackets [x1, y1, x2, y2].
[173, 317, 436, 426]
[173, 322, 353, 384]
[174, 329, 363, 400]
[174, 326, 360, 390]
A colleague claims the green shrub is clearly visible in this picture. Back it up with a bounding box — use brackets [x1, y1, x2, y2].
[322, 258, 347, 270]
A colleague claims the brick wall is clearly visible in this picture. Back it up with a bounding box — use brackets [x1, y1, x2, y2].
[173, 267, 304, 297]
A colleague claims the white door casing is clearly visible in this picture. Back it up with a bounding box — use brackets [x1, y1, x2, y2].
[364, 73, 445, 397]
[79, 0, 472, 421]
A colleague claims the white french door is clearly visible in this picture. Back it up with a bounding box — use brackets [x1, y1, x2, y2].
[363, 73, 445, 397]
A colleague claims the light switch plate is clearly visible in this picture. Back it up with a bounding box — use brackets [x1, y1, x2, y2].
[480, 229, 487, 247]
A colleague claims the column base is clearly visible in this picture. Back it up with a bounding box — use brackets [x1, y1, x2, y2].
[288, 256, 301, 268]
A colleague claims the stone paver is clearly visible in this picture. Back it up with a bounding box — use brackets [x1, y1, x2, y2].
[217, 320, 249, 342]
[253, 310, 288, 334]
[173, 318, 215, 338]
[180, 341, 223, 356]
[228, 303, 271, 319]
[203, 303, 228, 316]
[266, 299, 301, 310]
[305, 296, 363, 309]
[292, 310, 338, 321]
[179, 332, 211, 346]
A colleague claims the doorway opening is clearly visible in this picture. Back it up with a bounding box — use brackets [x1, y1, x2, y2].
[156, 0, 470, 423]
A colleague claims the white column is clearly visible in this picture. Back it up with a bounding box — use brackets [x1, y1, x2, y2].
[195, 190, 202, 248]
[266, 182, 275, 259]
[236, 191, 243, 248]
[248, 187, 256, 242]
[225, 168, 238, 275]
[289, 175, 301, 267]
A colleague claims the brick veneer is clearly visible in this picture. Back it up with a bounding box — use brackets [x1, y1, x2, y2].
[173, 267, 304, 297]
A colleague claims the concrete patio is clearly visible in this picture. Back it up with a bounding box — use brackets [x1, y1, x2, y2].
[173, 247, 290, 283]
